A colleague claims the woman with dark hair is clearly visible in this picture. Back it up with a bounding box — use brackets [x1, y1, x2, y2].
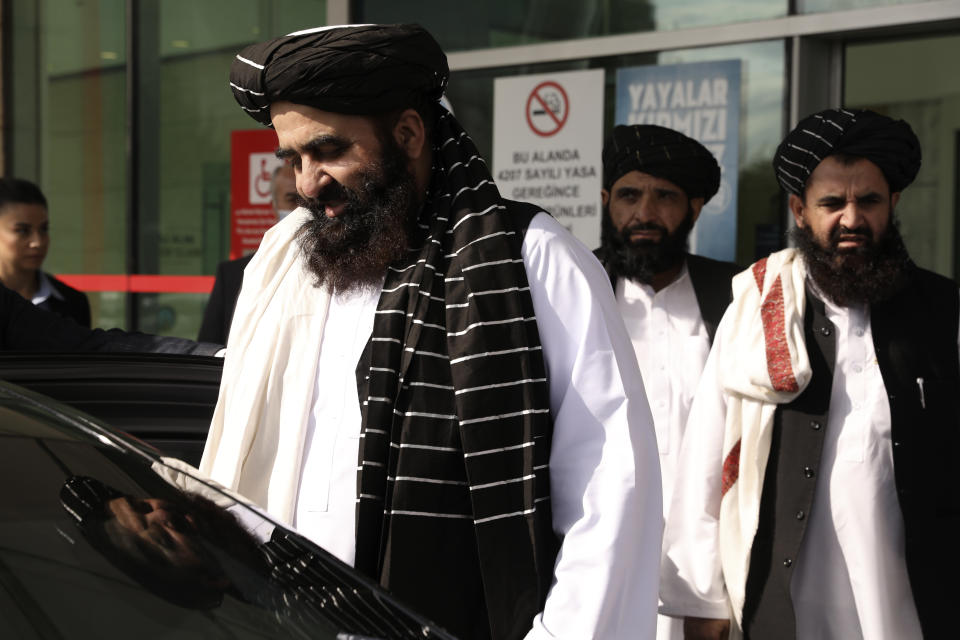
[0, 177, 90, 327]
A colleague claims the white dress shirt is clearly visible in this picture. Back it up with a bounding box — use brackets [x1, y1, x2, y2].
[661, 286, 960, 638]
[294, 212, 664, 639]
[295, 285, 376, 567]
[617, 264, 710, 513]
[788, 294, 921, 639]
[617, 265, 711, 640]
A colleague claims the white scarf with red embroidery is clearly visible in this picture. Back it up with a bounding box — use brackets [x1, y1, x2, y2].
[717, 247, 813, 626]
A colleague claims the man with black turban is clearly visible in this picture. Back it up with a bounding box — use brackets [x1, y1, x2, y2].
[660, 108, 960, 640]
[201, 23, 662, 640]
[595, 124, 739, 640]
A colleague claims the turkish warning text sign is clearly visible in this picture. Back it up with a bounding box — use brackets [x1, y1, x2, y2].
[230, 129, 281, 259]
[494, 69, 604, 248]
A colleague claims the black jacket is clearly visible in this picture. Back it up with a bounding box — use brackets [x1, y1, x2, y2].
[36, 273, 91, 328]
[0, 282, 220, 355]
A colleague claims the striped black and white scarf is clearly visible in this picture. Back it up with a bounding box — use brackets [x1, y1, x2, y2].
[353, 108, 557, 640]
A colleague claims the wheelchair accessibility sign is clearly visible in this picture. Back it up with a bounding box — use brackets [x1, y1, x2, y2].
[249, 152, 284, 205]
[231, 129, 281, 258]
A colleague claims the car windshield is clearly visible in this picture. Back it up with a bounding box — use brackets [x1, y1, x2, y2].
[0, 381, 454, 639]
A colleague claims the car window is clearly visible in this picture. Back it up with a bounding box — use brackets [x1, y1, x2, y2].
[0, 383, 455, 639]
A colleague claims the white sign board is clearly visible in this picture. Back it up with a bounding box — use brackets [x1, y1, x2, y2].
[493, 69, 605, 249]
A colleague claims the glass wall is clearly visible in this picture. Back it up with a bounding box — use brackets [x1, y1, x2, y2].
[8, 0, 129, 328]
[845, 32, 960, 279]
[8, 0, 327, 337]
[443, 40, 785, 265]
[6, 0, 957, 338]
[799, 0, 933, 13]
[143, 0, 327, 337]
[356, 0, 786, 52]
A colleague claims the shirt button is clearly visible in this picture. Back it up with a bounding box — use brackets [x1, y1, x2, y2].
[852, 364, 862, 373]
[819, 326, 831, 336]
[796, 510, 805, 520]
[804, 467, 814, 478]
[810, 421, 821, 431]
[783, 558, 793, 568]
[855, 327, 864, 337]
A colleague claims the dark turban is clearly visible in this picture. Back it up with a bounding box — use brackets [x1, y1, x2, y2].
[602, 124, 721, 202]
[773, 108, 921, 196]
[230, 24, 449, 127]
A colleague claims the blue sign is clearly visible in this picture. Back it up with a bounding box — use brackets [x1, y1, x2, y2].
[615, 60, 741, 262]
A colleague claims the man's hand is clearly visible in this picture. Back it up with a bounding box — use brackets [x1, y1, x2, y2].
[684, 616, 730, 640]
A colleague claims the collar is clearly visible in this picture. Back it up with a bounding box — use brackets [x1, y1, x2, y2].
[620, 260, 691, 301]
[804, 272, 868, 320]
[32, 272, 64, 305]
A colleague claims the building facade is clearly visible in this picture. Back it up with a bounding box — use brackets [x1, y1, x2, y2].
[4, 0, 959, 336]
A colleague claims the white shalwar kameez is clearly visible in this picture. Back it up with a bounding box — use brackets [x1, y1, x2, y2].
[660, 285, 960, 638]
[295, 212, 664, 639]
[615, 264, 710, 640]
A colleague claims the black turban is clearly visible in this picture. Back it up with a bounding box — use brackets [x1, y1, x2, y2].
[230, 24, 449, 127]
[602, 124, 721, 202]
[773, 108, 921, 196]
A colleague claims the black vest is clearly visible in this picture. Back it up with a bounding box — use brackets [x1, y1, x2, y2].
[743, 267, 960, 639]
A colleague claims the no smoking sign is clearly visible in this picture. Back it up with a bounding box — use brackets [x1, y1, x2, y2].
[525, 81, 569, 137]
[494, 68, 603, 248]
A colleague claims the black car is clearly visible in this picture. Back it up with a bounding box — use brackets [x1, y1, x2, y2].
[0, 367, 456, 639]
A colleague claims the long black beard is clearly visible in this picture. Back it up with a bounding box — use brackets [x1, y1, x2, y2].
[598, 205, 695, 284]
[792, 217, 911, 307]
[296, 138, 418, 294]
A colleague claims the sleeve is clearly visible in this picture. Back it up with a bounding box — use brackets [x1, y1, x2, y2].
[59, 277, 92, 328]
[520, 213, 663, 640]
[658, 312, 732, 620]
[0, 282, 222, 355]
[77, 293, 92, 328]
